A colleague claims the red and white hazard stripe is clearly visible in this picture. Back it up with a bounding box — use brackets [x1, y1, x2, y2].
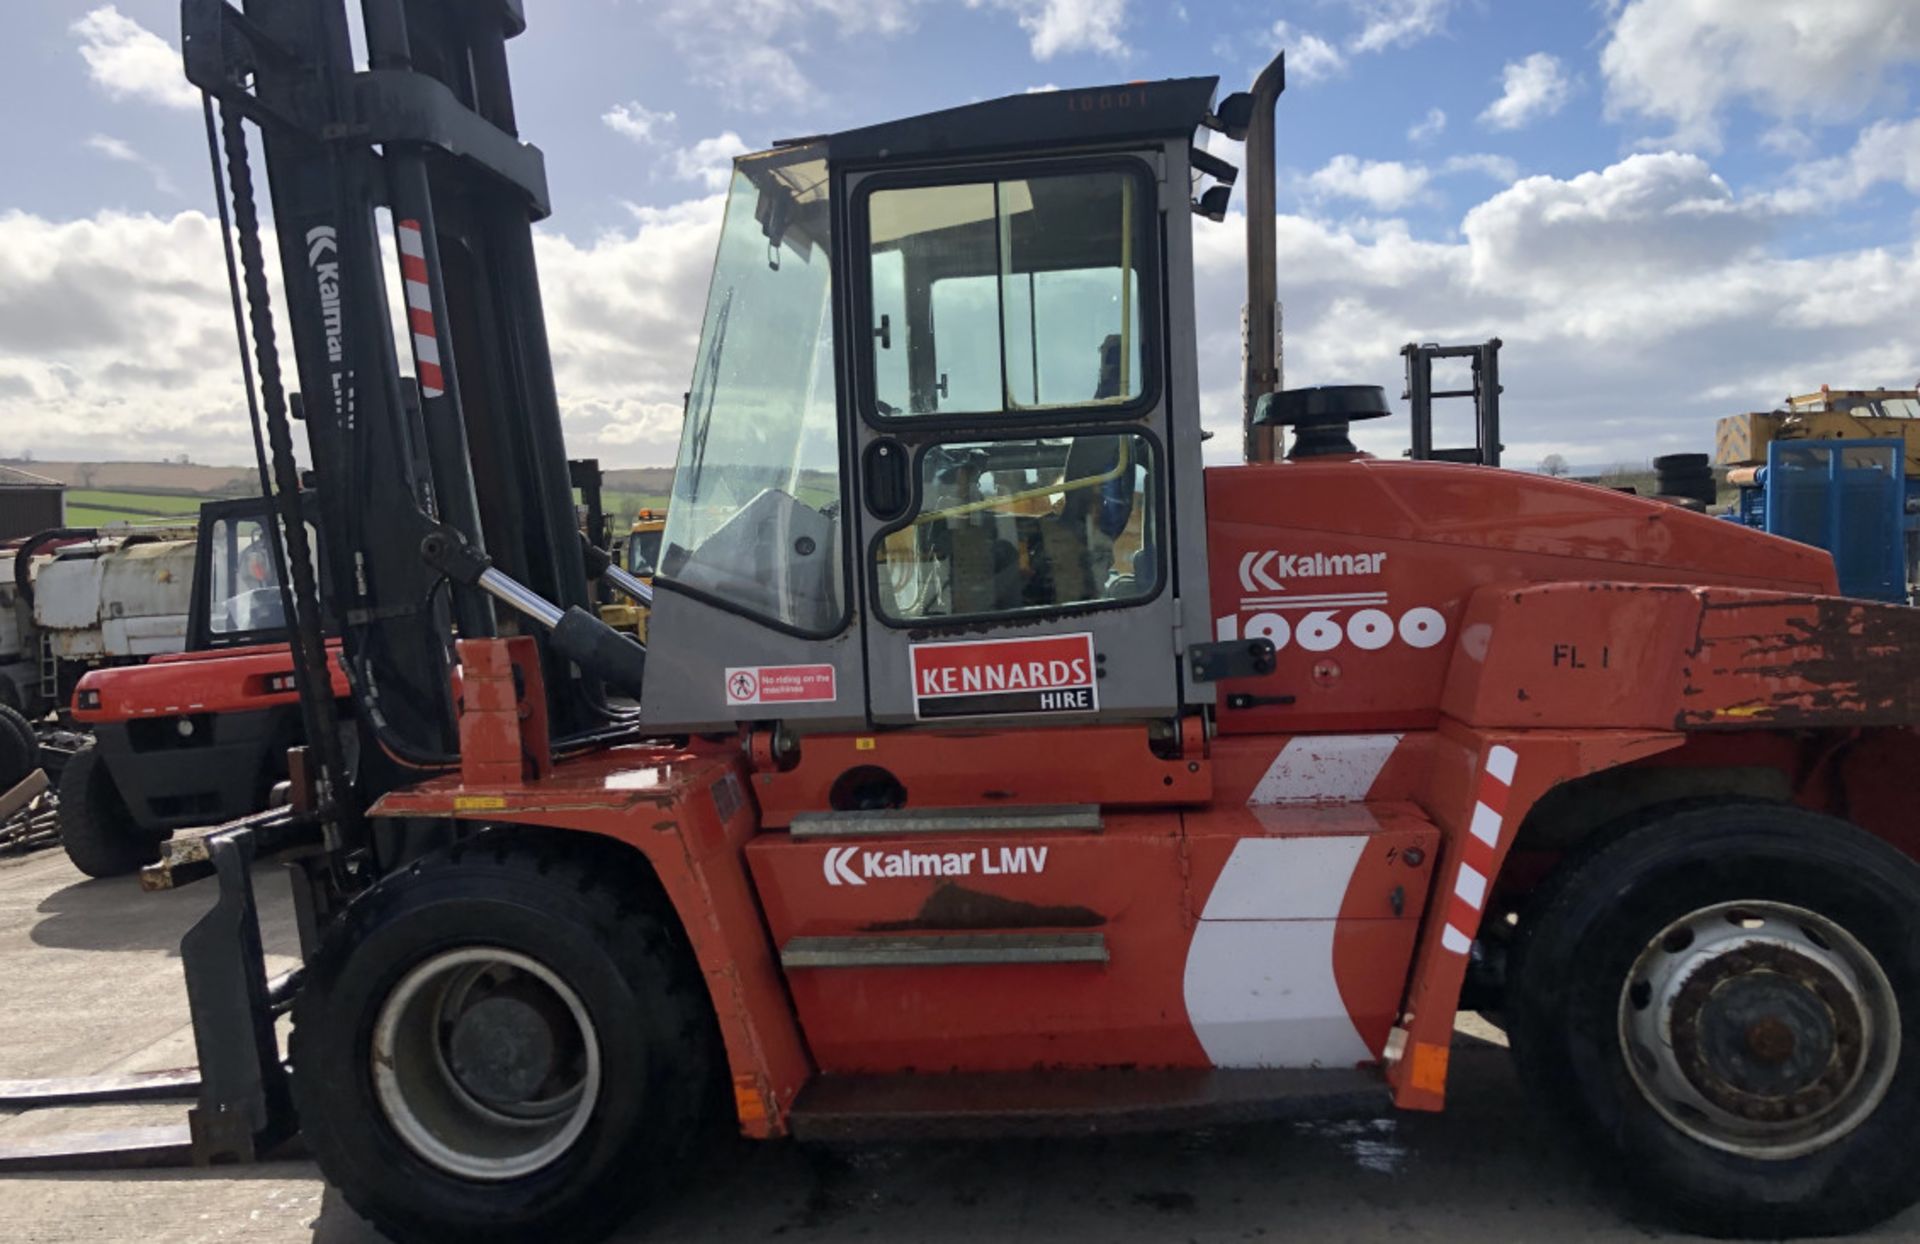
[1439, 744, 1517, 955]
[396, 219, 445, 399]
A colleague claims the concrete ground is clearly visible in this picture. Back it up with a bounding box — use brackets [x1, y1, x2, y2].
[1, 841, 1913, 1244]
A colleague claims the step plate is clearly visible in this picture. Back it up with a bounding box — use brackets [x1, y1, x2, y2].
[782, 932, 1108, 969]
[789, 804, 1102, 840]
[788, 1067, 1391, 1142]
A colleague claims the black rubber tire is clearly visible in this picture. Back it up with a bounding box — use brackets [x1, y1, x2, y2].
[1509, 803, 1920, 1238]
[1653, 452, 1710, 471]
[290, 832, 720, 1244]
[1652, 494, 1709, 512]
[55, 745, 159, 879]
[0, 704, 35, 790]
[1659, 477, 1717, 498]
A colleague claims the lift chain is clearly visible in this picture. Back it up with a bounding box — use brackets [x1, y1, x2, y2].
[209, 101, 359, 855]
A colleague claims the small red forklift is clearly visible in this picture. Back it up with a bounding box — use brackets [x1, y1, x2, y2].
[66, 3, 1919, 1242]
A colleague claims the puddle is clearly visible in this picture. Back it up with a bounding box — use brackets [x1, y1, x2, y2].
[1291, 1117, 1410, 1175]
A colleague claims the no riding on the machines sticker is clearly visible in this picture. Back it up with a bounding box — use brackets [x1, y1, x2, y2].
[909, 632, 1099, 719]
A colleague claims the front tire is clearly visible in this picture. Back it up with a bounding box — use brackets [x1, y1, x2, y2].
[0, 704, 36, 789]
[56, 744, 159, 879]
[290, 832, 719, 1244]
[1510, 803, 1920, 1237]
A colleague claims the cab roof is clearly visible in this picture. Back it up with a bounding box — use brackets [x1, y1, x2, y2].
[821, 76, 1220, 166]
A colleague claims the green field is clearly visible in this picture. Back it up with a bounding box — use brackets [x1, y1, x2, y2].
[65, 488, 220, 528]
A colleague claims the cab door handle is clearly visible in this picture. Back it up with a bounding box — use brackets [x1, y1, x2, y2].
[864, 439, 911, 521]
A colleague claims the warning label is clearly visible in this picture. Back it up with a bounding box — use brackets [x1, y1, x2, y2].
[725, 664, 837, 707]
[910, 633, 1098, 719]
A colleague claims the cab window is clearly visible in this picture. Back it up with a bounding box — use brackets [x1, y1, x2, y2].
[206, 516, 314, 635]
[875, 433, 1158, 621]
[865, 168, 1151, 419]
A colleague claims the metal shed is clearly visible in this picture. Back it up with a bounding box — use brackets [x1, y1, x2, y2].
[0, 465, 66, 540]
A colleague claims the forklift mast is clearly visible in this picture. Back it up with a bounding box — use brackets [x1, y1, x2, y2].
[183, 0, 615, 811]
[1402, 338, 1503, 466]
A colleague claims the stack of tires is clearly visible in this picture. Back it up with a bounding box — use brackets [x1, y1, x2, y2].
[1653, 452, 1717, 511]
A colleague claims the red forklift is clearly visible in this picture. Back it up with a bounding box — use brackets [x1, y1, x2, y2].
[14, 4, 1917, 1243]
[60, 493, 352, 877]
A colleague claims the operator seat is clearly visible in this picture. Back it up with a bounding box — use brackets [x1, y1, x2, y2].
[1046, 334, 1138, 602]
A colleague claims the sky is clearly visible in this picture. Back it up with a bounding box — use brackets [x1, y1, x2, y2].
[1, 0, 1918, 472]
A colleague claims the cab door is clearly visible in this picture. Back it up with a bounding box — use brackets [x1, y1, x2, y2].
[843, 154, 1182, 726]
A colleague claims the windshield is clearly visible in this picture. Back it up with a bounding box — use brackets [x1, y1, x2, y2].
[205, 514, 315, 636]
[659, 145, 843, 633]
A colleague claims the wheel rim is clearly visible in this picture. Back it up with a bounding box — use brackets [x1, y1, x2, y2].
[372, 947, 602, 1181]
[1617, 900, 1900, 1160]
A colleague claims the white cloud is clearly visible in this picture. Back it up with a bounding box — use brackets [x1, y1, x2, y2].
[1269, 20, 1344, 83]
[1408, 106, 1446, 144]
[71, 6, 199, 111]
[1759, 125, 1815, 159]
[1462, 153, 1765, 288]
[1765, 116, 1920, 213]
[0, 199, 732, 469]
[1347, 0, 1451, 54]
[1307, 156, 1434, 210]
[1442, 153, 1519, 182]
[671, 133, 753, 191]
[1186, 149, 1920, 467]
[971, 0, 1130, 60]
[0, 210, 252, 461]
[1601, 0, 1920, 150]
[602, 102, 676, 144]
[8, 148, 1917, 477]
[1479, 53, 1572, 131]
[1307, 152, 1519, 210]
[84, 134, 182, 198]
[654, 0, 924, 110]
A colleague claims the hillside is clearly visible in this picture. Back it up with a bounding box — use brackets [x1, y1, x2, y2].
[601, 467, 675, 495]
[3, 459, 257, 496]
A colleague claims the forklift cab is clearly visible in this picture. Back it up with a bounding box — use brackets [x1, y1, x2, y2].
[186, 494, 325, 652]
[643, 83, 1222, 733]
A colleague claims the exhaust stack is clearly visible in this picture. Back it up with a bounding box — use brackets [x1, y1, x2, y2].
[1240, 53, 1286, 465]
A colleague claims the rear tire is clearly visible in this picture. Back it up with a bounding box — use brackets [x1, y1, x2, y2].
[290, 832, 720, 1244]
[56, 745, 159, 879]
[1510, 803, 1920, 1237]
[0, 704, 35, 789]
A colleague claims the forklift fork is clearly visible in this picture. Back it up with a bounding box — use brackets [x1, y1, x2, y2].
[0, 821, 301, 1172]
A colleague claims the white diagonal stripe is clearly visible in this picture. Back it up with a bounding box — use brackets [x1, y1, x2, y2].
[1454, 862, 1487, 910]
[1486, 744, 1517, 786]
[1249, 732, 1403, 805]
[1468, 802, 1501, 848]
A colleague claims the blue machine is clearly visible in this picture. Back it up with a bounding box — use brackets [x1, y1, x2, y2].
[1731, 438, 1913, 603]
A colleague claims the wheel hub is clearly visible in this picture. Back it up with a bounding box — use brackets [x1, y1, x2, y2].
[371, 947, 602, 1181]
[1672, 946, 1859, 1123]
[1618, 901, 1899, 1160]
[447, 993, 562, 1109]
